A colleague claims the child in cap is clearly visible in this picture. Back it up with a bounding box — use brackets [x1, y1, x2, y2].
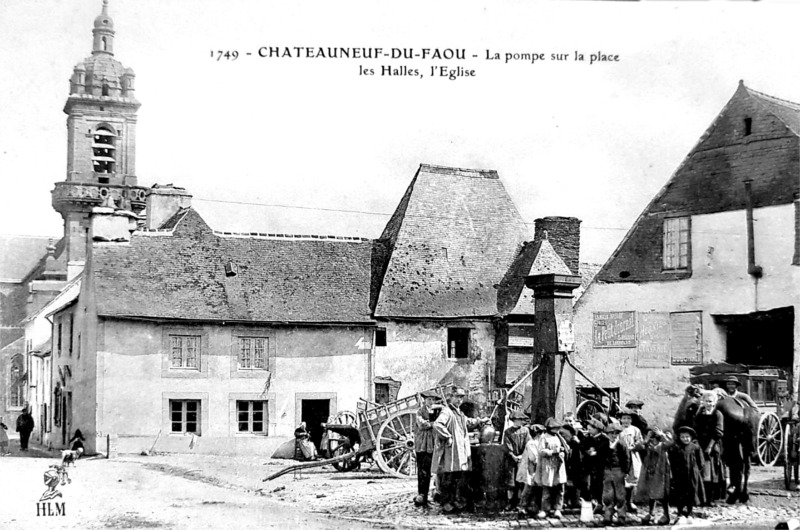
[503, 410, 531, 510]
[619, 409, 644, 512]
[580, 417, 606, 511]
[534, 418, 567, 519]
[669, 426, 705, 523]
[559, 422, 582, 509]
[518, 424, 544, 515]
[635, 427, 672, 525]
[601, 422, 631, 525]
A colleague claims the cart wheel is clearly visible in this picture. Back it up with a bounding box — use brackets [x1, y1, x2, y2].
[576, 399, 604, 425]
[374, 410, 417, 479]
[784, 423, 792, 490]
[333, 410, 357, 426]
[331, 440, 360, 472]
[757, 412, 782, 466]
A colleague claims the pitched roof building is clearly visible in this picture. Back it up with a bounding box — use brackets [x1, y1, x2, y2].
[574, 82, 800, 433]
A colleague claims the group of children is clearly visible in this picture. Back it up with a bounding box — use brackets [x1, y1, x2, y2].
[503, 402, 709, 525]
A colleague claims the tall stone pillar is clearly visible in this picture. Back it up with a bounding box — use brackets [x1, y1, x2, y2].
[526, 273, 581, 425]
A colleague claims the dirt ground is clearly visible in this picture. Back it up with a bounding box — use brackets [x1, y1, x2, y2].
[4, 437, 800, 529]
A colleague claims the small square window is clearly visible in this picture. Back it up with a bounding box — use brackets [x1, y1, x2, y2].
[447, 328, 470, 359]
[169, 399, 201, 434]
[236, 400, 268, 434]
[375, 383, 391, 404]
[170, 335, 200, 370]
[238, 337, 268, 370]
[375, 328, 387, 347]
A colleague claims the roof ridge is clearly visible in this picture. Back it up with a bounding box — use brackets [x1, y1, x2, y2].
[212, 231, 371, 242]
[419, 163, 499, 179]
[745, 86, 800, 109]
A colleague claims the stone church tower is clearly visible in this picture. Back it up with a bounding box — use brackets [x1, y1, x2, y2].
[51, 0, 148, 277]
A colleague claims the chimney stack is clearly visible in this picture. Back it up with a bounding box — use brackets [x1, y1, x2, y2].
[533, 217, 581, 275]
[145, 184, 192, 230]
[91, 206, 139, 242]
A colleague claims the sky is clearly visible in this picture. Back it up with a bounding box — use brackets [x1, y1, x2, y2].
[1, 0, 799, 265]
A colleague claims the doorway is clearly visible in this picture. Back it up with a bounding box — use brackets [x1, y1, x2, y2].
[716, 307, 794, 370]
[300, 399, 330, 450]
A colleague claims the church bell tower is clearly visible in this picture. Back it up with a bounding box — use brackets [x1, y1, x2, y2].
[52, 0, 147, 274]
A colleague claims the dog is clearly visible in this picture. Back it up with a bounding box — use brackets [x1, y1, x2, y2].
[60, 447, 83, 467]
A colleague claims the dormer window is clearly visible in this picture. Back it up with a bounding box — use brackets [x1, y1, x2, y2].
[744, 117, 753, 136]
[92, 126, 116, 176]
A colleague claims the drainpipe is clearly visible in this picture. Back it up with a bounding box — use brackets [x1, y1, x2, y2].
[744, 180, 762, 278]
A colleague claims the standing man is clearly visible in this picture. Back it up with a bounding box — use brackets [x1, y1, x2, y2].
[432, 386, 487, 513]
[16, 405, 35, 452]
[414, 390, 442, 507]
[625, 399, 649, 434]
[721, 375, 759, 411]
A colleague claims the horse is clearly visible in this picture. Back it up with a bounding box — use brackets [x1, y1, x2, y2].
[673, 385, 759, 504]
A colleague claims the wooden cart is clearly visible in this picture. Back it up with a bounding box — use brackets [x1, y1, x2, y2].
[265, 385, 449, 481]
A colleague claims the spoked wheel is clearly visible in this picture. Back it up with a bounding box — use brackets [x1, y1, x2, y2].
[576, 399, 604, 425]
[757, 412, 782, 466]
[331, 439, 360, 472]
[374, 410, 417, 478]
[333, 410, 357, 426]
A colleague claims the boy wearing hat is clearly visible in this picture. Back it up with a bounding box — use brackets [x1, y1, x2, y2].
[601, 422, 631, 525]
[534, 418, 568, 519]
[625, 399, 649, 434]
[669, 426, 705, 523]
[414, 390, 442, 507]
[721, 375, 759, 412]
[503, 410, 531, 510]
[619, 410, 644, 513]
[580, 417, 607, 511]
[635, 427, 672, 525]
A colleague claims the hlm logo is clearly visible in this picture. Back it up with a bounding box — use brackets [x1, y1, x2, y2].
[36, 502, 66, 517]
[36, 464, 70, 516]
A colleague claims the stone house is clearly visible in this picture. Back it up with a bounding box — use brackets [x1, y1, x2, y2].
[573, 82, 800, 428]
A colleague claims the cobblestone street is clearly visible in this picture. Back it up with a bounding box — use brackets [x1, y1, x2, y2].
[117, 450, 800, 529]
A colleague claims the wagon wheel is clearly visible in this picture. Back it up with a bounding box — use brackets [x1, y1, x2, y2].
[785, 423, 793, 490]
[757, 412, 782, 466]
[576, 399, 604, 425]
[374, 410, 417, 479]
[334, 410, 357, 426]
[331, 439, 361, 472]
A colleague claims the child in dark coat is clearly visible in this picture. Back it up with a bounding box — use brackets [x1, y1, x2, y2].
[669, 426, 705, 523]
[579, 417, 606, 511]
[601, 422, 631, 525]
[635, 427, 671, 525]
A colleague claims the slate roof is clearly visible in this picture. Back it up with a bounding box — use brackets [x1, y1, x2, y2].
[0, 235, 60, 282]
[373, 164, 533, 318]
[747, 86, 800, 136]
[597, 82, 800, 283]
[93, 209, 374, 323]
